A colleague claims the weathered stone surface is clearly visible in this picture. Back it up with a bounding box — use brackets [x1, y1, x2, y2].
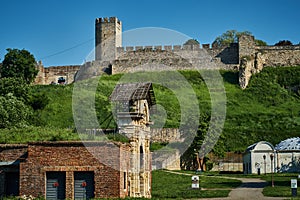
[34, 17, 300, 89]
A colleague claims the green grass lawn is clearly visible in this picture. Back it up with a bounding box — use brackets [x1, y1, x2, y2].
[262, 173, 300, 198]
[1, 67, 300, 152]
[151, 170, 241, 199]
[172, 170, 300, 199]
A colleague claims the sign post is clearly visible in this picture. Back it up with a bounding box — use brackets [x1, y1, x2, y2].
[291, 179, 297, 197]
[192, 176, 199, 189]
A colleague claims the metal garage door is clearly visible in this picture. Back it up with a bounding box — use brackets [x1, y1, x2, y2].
[74, 172, 94, 199]
[5, 172, 19, 196]
[46, 172, 66, 200]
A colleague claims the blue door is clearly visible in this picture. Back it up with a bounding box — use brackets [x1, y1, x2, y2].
[46, 172, 66, 200]
[74, 172, 94, 199]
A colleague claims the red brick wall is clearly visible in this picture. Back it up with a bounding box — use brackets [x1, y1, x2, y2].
[20, 141, 130, 199]
[0, 144, 27, 161]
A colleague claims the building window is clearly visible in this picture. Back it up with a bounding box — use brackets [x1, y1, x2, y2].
[124, 172, 127, 190]
[140, 146, 144, 169]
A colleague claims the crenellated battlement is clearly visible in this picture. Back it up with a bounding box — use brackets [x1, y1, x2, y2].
[95, 16, 121, 25]
[34, 16, 300, 89]
[116, 44, 206, 54]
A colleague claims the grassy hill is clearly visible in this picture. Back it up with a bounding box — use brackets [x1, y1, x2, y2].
[0, 66, 299, 152]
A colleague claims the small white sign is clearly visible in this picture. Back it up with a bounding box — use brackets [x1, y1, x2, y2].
[298, 174, 300, 179]
[192, 176, 199, 189]
[291, 179, 297, 189]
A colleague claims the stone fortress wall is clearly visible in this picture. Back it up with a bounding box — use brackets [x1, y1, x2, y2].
[34, 62, 80, 85]
[34, 17, 300, 88]
[111, 43, 239, 74]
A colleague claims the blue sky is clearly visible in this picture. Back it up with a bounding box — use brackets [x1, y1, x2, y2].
[1, 0, 299, 67]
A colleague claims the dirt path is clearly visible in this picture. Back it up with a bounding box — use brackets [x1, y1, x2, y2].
[163, 171, 286, 200]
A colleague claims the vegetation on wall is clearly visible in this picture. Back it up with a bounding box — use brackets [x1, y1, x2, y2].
[184, 39, 200, 45]
[274, 40, 293, 46]
[213, 30, 267, 47]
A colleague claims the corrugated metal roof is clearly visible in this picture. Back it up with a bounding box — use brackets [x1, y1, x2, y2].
[275, 137, 300, 151]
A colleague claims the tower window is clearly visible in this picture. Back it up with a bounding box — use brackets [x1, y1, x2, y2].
[140, 146, 144, 169]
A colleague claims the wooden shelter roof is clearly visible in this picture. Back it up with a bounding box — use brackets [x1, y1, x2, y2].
[110, 82, 156, 106]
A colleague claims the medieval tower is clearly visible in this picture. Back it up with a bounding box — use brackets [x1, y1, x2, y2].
[95, 17, 122, 61]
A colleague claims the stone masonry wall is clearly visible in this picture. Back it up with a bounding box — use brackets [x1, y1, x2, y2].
[150, 128, 181, 143]
[258, 46, 300, 67]
[19, 142, 130, 199]
[34, 64, 80, 85]
[112, 44, 238, 74]
[238, 35, 300, 88]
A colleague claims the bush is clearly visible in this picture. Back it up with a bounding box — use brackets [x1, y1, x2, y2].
[0, 94, 32, 128]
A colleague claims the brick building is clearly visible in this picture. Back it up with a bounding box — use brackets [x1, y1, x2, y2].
[0, 82, 154, 199]
[0, 142, 130, 199]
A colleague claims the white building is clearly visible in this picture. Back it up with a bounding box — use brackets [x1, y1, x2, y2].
[243, 137, 300, 174]
[275, 137, 300, 173]
[243, 141, 276, 174]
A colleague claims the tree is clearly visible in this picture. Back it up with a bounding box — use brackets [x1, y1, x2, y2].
[213, 30, 252, 47]
[213, 30, 267, 47]
[180, 113, 225, 171]
[275, 40, 293, 46]
[255, 39, 267, 46]
[0, 48, 38, 83]
[184, 39, 200, 45]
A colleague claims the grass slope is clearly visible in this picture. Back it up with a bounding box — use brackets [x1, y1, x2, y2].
[0, 67, 299, 152]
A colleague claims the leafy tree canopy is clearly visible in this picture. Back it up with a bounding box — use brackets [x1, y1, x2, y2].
[255, 39, 267, 46]
[213, 30, 267, 47]
[1, 48, 38, 83]
[213, 30, 252, 47]
[184, 39, 200, 45]
[275, 40, 293, 46]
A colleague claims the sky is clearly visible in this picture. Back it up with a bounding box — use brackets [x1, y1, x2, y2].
[0, 0, 299, 67]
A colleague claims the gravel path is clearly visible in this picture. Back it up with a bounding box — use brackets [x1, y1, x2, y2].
[226, 178, 285, 200]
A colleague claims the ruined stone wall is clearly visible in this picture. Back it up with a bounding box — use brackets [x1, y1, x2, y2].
[257, 45, 300, 67]
[19, 142, 130, 199]
[34, 64, 80, 85]
[238, 35, 300, 88]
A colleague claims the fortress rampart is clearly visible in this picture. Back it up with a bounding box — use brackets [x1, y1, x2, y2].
[34, 17, 300, 88]
[34, 63, 80, 85]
